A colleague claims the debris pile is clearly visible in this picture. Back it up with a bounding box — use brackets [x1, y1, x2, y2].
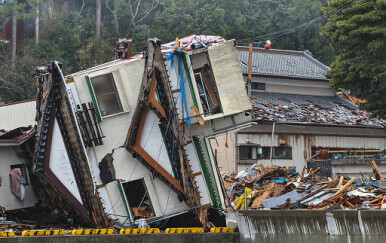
[224, 161, 386, 210]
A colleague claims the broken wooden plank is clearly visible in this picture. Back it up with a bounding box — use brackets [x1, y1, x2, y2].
[334, 178, 356, 195]
[369, 160, 384, 181]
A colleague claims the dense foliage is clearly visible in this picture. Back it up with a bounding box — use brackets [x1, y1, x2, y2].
[322, 0, 386, 118]
[0, 0, 339, 105]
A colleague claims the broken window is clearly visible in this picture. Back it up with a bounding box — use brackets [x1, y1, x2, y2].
[273, 147, 292, 159]
[239, 146, 270, 160]
[251, 82, 266, 90]
[122, 179, 155, 219]
[90, 73, 123, 117]
[238, 146, 291, 160]
[310, 148, 385, 160]
[192, 52, 222, 116]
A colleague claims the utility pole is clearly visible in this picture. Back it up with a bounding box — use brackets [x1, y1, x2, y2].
[247, 43, 253, 97]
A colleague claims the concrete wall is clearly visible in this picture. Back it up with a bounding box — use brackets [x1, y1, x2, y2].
[235, 210, 386, 242]
[1, 233, 239, 243]
[247, 76, 336, 96]
[0, 146, 37, 210]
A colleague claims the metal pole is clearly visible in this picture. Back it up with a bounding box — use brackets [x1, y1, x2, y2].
[247, 43, 253, 97]
[270, 122, 276, 166]
[244, 187, 247, 210]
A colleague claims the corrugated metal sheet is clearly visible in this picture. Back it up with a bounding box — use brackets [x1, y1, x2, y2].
[0, 100, 36, 130]
[236, 133, 386, 172]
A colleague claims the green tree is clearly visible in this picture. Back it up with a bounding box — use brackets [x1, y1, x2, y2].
[322, 0, 386, 118]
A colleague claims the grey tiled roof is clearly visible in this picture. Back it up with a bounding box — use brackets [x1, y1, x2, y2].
[237, 47, 330, 80]
[251, 92, 385, 128]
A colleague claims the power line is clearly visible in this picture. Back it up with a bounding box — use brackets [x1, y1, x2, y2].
[236, 0, 367, 44]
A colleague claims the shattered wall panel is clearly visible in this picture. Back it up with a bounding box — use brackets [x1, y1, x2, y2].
[208, 41, 252, 116]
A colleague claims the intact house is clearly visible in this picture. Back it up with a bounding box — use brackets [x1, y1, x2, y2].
[211, 46, 385, 177]
[30, 37, 253, 228]
[0, 100, 37, 212]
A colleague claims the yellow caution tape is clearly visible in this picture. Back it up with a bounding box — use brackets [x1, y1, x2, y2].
[165, 228, 204, 233]
[189, 227, 204, 233]
[22, 230, 36, 236]
[209, 227, 237, 233]
[0, 232, 14, 237]
[131, 229, 139, 234]
[107, 229, 114, 234]
[52, 229, 65, 235]
[72, 229, 83, 235]
[91, 229, 100, 235]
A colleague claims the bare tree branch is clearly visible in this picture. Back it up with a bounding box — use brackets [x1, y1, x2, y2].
[125, 0, 159, 37]
[106, 0, 120, 35]
[79, 0, 86, 15]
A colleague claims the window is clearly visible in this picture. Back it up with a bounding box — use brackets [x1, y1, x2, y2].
[90, 73, 123, 117]
[310, 148, 385, 160]
[251, 82, 265, 90]
[274, 147, 292, 159]
[10, 164, 29, 185]
[122, 179, 155, 219]
[239, 146, 291, 161]
[192, 51, 222, 116]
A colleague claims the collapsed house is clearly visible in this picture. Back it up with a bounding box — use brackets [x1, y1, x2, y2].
[211, 46, 385, 176]
[27, 37, 252, 228]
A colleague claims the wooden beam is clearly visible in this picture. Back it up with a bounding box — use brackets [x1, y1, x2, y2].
[369, 160, 384, 181]
[149, 71, 167, 118]
[334, 178, 356, 195]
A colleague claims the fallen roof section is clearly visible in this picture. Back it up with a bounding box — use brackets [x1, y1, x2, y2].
[0, 126, 35, 145]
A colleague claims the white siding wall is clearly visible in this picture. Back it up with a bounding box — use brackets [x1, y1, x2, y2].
[247, 76, 336, 96]
[71, 59, 188, 222]
[0, 100, 36, 130]
[0, 146, 37, 210]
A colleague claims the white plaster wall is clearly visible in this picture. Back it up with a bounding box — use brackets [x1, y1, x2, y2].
[185, 143, 211, 206]
[165, 57, 201, 124]
[0, 146, 37, 210]
[140, 111, 173, 177]
[49, 119, 82, 204]
[72, 59, 188, 218]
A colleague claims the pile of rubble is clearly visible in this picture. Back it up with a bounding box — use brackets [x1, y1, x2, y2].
[223, 161, 386, 210]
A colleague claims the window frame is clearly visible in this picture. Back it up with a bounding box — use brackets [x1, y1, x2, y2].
[238, 145, 292, 162]
[86, 73, 124, 121]
[251, 82, 266, 91]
